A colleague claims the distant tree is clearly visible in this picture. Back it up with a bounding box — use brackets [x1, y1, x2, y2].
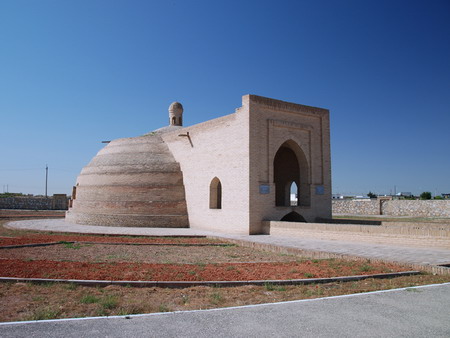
[0, 192, 24, 198]
[434, 195, 443, 200]
[420, 192, 432, 200]
[367, 191, 377, 199]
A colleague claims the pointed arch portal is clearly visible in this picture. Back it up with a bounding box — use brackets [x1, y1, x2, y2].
[274, 140, 310, 207]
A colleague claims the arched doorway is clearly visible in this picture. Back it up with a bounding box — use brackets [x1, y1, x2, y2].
[209, 177, 222, 209]
[274, 140, 310, 207]
[280, 211, 307, 222]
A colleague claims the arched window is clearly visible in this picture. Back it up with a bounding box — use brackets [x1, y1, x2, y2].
[209, 177, 222, 209]
[274, 140, 310, 207]
[289, 181, 298, 206]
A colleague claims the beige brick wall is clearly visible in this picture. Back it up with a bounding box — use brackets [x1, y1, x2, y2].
[162, 108, 250, 234]
[248, 95, 332, 233]
[163, 95, 332, 234]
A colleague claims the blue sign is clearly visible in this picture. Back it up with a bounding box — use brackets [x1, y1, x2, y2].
[259, 185, 270, 194]
[315, 186, 325, 195]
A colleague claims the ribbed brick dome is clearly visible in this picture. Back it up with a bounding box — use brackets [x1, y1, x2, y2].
[65, 132, 189, 227]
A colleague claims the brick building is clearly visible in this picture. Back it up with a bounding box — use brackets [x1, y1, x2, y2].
[66, 95, 332, 234]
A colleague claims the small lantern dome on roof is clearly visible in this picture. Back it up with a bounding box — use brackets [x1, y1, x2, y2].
[169, 102, 183, 126]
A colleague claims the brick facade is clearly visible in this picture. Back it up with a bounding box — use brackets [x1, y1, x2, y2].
[67, 95, 332, 234]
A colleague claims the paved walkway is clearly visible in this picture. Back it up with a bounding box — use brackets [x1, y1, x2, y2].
[1, 283, 449, 337]
[6, 219, 450, 267]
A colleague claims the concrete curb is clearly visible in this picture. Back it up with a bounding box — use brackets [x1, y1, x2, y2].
[0, 242, 72, 249]
[0, 271, 420, 288]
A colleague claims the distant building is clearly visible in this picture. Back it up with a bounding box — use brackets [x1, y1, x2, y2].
[396, 192, 413, 198]
[443, 193, 450, 199]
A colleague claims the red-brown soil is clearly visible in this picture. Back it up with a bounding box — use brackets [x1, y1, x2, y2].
[0, 224, 412, 282]
[0, 259, 409, 281]
[0, 219, 447, 323]
[0, 234, 220, 246]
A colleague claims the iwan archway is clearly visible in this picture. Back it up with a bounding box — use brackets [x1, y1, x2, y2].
[274, 140, 311, 208]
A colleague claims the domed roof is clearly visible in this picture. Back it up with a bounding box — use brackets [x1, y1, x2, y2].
[66, 133, 188, 228]
[169, 102, 183, 115]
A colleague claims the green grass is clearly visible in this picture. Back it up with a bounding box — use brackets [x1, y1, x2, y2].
[405, 288, 422, 293]
[359, 264, 373, 272]
[264, 283, 287, 292]
[63, 242, 82, 249]
[117, 305, 144, 316]
[158, 304, 172, 312]
[210, 292, 224, 305]
[65, 283, 78, 290]
[101, 295, 119, 310]
[80, 294, 100, 304]
[27, 307, 60, 321]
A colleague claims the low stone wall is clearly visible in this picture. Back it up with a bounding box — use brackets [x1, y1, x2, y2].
[333, 199, 450, 217]
[0, 195, 69, 210]
[265, 221, 450, 238]
[332, 199, 379, 215]
[382, 200, 450, 217]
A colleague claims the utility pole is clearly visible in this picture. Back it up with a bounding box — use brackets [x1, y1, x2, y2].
[45, 165, 48, 198]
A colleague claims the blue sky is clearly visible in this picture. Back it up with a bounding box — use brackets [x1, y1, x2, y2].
[1, 0, 449, 197]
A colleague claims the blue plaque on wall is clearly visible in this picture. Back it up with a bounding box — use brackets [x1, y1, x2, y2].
[259, 184, 270, 194]
[315, 186, 324, 195]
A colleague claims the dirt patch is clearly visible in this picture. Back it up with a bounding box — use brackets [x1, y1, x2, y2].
[0, 243, 297, 264]
[0, 228, 411, 281]
[0, 258, 408, 281]
[0, 234, 220, 246]
[1, 218, 447, 323]
[1, 274, 450, 322]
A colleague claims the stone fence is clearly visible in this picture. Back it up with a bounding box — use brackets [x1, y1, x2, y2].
[265, 221, 450, 237]
[333, 199, 450, 217]
[0, 194, 69, 210]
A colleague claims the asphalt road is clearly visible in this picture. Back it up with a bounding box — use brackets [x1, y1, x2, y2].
[1, 283, 449, 337]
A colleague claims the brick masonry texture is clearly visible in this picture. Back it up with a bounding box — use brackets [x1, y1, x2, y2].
[333, 199, 450, 217]
[266, 221, 450, 238]
[67, 95, 332, 234]
[66, 132, 189, 228]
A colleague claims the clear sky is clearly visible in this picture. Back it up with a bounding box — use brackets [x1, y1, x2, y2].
[1, 0, 449, 197]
